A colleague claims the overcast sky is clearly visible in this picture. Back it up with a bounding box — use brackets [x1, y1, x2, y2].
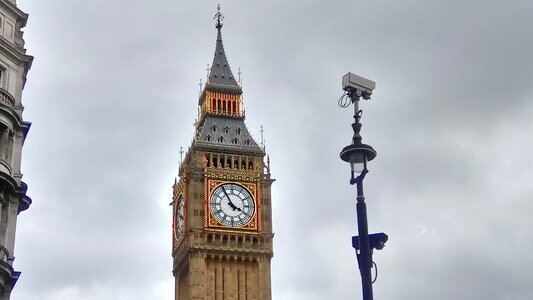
[12, 0, 533, 299]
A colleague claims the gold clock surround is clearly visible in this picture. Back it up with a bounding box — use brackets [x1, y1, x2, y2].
[205, 179, 261, 233]
[172, 180, 188, 247]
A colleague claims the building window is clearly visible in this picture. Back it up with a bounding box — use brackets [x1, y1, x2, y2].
[0, 124, 10, 161]
[0, 67, 4, 88]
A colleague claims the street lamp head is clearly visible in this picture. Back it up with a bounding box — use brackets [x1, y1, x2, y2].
[340, 143, 377, 173]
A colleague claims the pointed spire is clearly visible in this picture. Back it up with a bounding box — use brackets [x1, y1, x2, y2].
[197, 5, 244, 116]
[207, 5, 241, 91]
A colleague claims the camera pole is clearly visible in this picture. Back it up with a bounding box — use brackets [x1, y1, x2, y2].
[354, 168, 373, 300]
[339, 72, 388, 300]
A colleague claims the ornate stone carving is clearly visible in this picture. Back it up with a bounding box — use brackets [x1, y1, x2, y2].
[14, 23, 25, 51]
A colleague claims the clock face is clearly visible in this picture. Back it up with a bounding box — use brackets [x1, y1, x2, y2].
[210, 183, 255, 227]
[176, 194, 185, 238]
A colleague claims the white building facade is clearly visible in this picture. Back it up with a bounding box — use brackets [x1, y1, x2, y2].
[0, 0, 32, 298]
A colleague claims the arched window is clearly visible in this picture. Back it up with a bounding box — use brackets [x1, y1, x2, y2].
[224, 126, 230, 134]
[218, 136, 224, 143]
[205, 135, 211, 142]
[0, 124, 10, 161]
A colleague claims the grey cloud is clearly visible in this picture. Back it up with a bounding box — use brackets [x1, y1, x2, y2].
[12, 0, 533, 299]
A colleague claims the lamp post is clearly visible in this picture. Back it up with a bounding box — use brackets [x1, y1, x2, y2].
[339, 73, 388, 300]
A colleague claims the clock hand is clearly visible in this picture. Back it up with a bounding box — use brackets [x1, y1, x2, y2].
[222, 186, 242, 211]
[228, 200, 239, 211]
[221, 186, 231, 200]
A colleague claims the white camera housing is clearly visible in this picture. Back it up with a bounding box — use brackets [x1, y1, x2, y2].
[342, 72, 375, 100]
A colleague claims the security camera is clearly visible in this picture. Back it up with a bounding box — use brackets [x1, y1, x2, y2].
[342, 72, 376, 100]
[352, 232, 388, 251]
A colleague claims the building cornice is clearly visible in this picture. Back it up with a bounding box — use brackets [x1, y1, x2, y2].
[0, 36, 33, 77]
[0, 258, 19, 294]
[0, 103, 31, 138]
[0, 1, 28, 27]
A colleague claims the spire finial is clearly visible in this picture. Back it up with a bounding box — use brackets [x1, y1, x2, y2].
[179, 147, 184, 165]
[214, 4, 224, 30]
[260, 125, 265, 150]
[238, 67, 242, 82]
[199, 79, 203, 96]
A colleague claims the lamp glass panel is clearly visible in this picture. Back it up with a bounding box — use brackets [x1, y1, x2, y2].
[349, 152, 366, 173]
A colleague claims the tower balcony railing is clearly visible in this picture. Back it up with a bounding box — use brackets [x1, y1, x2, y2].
[203, 107, 244, 118]
[0, 88, 15, 107]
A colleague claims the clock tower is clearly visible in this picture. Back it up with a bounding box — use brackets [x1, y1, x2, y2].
[172, 7, 274, 300]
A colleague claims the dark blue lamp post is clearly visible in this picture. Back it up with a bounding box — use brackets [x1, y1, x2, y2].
[339, 73, 388, 300]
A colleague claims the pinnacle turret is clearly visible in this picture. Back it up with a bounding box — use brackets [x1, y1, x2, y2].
[198, 5, 244, 118]
[206, 5, 241, 92]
